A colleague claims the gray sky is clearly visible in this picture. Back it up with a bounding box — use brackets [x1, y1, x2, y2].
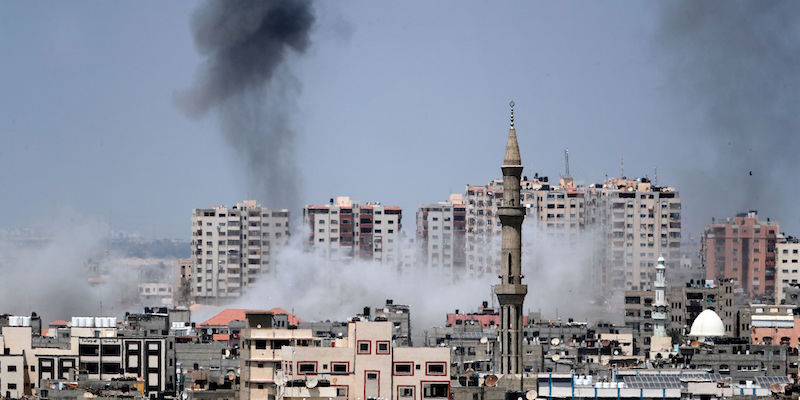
[1, 1, 798, 238]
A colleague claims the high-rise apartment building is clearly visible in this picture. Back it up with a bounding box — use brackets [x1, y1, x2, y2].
[584, 177, 681, 293]
[701, 210, 778, 297]
[530, 177, 585, 239]
[464, 175, 586, 276]
[774, 235, 800, 302]
[416, 196, 466, 271]
[464, 183, 504, 276]
[191, 200, 290, 303]
[464, 179, 537, 276]
[303, 196, 402, 265]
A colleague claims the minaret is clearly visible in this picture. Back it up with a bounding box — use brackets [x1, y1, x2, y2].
[653, 255, 667, 337]
[494, 101, 528, 374]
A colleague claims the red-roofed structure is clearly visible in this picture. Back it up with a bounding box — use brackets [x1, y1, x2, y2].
[212, 333, 230, 342]
[49, 320, 68, 327]
[200, 308, 301, 327]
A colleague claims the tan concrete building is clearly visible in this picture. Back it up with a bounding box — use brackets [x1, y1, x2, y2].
[584, 177, 681, 293]
[530, 177, 585, 239]
[776, 235, 800, 303]
[192, 200, 290, 303]
[464, 183, 504, 276]
[239, 312, 317, 400]
[173, 258, 192, 307]
[0, 316, 175, 398]
[277, 320, 450, 400]
[668, 279, 736, 337]
[303, 196, 402, 265]
[701, 210, 779, 296]
[464, 177, 541, 276]
[416, 200, 466, 271]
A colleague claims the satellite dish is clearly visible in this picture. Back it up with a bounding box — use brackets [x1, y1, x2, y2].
[306, 377, 319, 389]
[485, 375, 499, 387]
[525, 390, 537, 400]
[206, 328, 213, 335]
[613, 350, 619, 356]
[551, 338, 560, 346]
[480, 337, 488, 344]
[551, 354, 561, 362]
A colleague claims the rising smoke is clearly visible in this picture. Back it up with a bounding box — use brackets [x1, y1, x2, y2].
[654, 1, 800, 232]
[0, 211, 139, 323]
[228, 220, 612, 338]
[177, 0, 316, 210]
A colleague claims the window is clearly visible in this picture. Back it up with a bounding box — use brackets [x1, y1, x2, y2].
[393, 362, 413, 375]
[255, 340, 267, 350]
[367, 372, 378, 380]
[297, 362, 317, 375]
[101, 344, 121, 356]
[102, 363, 121, 374]
[79, 344, 99, 356]
[8, 383, 17, 390]
[336, 387, 348, 397]
[8, 365, 17, 372]
[423, 383, 449, 398]
[331, 362, 348, 374]
[377, 341, 390, 354]
[400, 387, 415, 398]
[358, 340, 371, 354]
[426, 362, 446, 376]
[80, 362, 99, 374]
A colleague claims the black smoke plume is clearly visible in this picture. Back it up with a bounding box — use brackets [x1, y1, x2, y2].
[177, 0, 315, 209]
[655, 1, 800, 233]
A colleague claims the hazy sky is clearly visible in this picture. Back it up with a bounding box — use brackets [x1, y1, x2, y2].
[1, 1, 798, 238]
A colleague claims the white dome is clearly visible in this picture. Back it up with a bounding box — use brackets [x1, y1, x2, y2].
[689, 309, 725, 338]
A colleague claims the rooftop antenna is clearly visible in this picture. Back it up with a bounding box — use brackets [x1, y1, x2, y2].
[564, 148, 570, 178]
[620, 154, 625, 178]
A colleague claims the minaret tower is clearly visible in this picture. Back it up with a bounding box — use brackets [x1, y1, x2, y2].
[653, 255, 667, 337]
[494, 101, 528, 374]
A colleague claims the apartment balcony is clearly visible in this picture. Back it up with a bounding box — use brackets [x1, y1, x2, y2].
[246, 349, 281, 361]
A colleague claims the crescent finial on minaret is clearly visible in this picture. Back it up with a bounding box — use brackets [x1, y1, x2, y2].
[509, 100, 515, 128]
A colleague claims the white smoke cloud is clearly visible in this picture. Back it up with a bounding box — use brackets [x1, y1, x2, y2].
[0, 210, 140, 323]
[231, 219, 615, 336]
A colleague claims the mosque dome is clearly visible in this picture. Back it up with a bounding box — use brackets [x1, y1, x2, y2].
[689, 309, 725, 338]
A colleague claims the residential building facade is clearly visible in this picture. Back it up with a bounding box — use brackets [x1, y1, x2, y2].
[239, 312, 316, 400]
[303, 196, 402, 265]
[701, 210, 779, 297]
[191, 200, 290, 303]
[584, 177, 681, 293]
[776, 235, 800, 303]
[416, 199, 466, 271]
[277, 321, 450, 400]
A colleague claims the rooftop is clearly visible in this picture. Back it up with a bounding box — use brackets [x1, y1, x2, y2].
[199, 308, 301, 327]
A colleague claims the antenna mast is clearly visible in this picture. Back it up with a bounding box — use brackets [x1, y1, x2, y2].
[564, 148, 570, 178]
